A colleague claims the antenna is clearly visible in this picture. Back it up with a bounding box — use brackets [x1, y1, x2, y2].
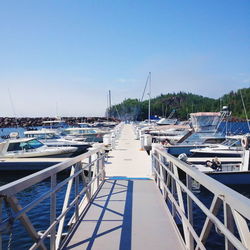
[8, 88, 18, 128]
[240, 89, 250, 131]
[148, 72, 151, 124]
[106, 92, 109, 120]
[109, 90, 112, 119]
[141, 73, 151, 102]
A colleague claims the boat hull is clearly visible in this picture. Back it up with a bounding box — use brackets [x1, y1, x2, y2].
[207, 171, 250, 185]
[0, 158, 66, 171]
[190, 152, 242, 158]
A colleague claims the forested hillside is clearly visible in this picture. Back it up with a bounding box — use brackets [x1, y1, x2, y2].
[110, 88, 250, 121]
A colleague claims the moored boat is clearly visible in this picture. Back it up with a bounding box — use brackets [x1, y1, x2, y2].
[24, 128, 91, 155]
[0, 137, 77, 158]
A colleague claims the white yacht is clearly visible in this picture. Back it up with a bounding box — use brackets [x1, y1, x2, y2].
[166, 112, 226, 156]
[190, 135, 244, 158]
[62, 127, 111, 142]
[177, 135, 250, 185]
[0, 137, 77, 158]
[149, 125, 191, 144]
[24, 129, 91, 155]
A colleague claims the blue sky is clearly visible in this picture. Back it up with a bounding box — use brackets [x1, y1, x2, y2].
[0, 0, 249, 117]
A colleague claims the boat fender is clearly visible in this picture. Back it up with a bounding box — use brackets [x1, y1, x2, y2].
[178, 153, 188, 162]
[9, 132, 19, 139]
[241, 136, 249, 150]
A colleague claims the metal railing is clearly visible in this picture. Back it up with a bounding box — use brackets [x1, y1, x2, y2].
[0, 145, 106, 250]
[152, 144, 250, 250]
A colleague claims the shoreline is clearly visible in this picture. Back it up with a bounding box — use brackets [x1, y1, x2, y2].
[0, 117, 118, 128]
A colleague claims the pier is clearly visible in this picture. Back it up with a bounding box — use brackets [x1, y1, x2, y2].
[63, 124, 184, 249]
[0, 123, 249, 249]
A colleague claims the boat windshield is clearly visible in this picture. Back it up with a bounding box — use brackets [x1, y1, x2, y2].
[221, 139, 241, 147]
[26, 133, 60, 140]
[64, 129, 97, 135]
[182, 132, 224, 145]
[7, 139, 44, 152]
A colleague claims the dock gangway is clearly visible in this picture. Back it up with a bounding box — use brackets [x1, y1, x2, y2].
[0, 124, 249, 249]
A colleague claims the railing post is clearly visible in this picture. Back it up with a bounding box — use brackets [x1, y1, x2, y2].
[56, 165, 75, 249]
[101, 150, 106, 180]
[170, 162, 176, 217]
[155, 152, 160, 188]
[50, 174, 57, 250]
[159, 155, 167, 197]
[97, 152, 100, 187]
[186, 175, 194, 250]
[224, 202, 234, 250]
[75, 163, 80, 222]
[88, 156, 92, 197]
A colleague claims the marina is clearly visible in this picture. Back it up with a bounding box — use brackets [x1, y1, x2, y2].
[0, 1, 250, 249]
[0, 123, 249, 250]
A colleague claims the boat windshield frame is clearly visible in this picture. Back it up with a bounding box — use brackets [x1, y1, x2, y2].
[220, 138, 241, 147]
[26, 133, 61, 140]
[7, 139, 44, 152]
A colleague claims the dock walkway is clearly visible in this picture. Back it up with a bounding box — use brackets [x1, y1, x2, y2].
[64, 124, 185, 250]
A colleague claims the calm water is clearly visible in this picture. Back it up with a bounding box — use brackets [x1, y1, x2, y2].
[0, 122, 249, 249]
[0, 173, 79, 249]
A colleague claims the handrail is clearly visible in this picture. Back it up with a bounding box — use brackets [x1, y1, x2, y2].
[152, 143, 250, 250]
[0, 147, 101, 196]
[0, 145, 106, 250]
[154, 146, 250, 218]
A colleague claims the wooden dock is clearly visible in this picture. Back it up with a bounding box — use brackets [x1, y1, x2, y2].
[63, 124, 185, 250]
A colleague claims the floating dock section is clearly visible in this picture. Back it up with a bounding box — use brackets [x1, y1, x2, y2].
[64, 124, 184, 249]
[0, 124, 249, 250]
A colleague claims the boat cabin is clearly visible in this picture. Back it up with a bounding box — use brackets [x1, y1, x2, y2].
[24, 129, 60, 140]
[0, 138, 45, 155]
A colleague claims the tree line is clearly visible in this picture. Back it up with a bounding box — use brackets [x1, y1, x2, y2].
[109, 87, 250, 121]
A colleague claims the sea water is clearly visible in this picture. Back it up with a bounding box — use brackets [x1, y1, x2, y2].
[0, 122, 249, 249]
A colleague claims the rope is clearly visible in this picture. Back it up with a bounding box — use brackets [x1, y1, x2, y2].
[7, 231, 13, 250]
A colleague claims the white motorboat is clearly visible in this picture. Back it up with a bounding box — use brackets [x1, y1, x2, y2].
[62, 127, 111, 142]
[190, 135, 244, 158]
[178, 135, 250, 185]
[149, 125, 191, 144]
[24, 129, 91, 155]
[0, 137, 77, 158]
[166, 112, 227, 156]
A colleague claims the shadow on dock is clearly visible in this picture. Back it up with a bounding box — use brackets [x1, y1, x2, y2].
[64, 179, 133, 250]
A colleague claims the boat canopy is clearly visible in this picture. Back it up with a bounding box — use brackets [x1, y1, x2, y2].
[190, 112, 221, 132]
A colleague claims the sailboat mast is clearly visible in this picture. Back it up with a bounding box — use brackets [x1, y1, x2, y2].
[240, 89, 250, 131]
[148, 72, 151, 124]
[109, 90, 112, 119]
[106, 93, 109, 120]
